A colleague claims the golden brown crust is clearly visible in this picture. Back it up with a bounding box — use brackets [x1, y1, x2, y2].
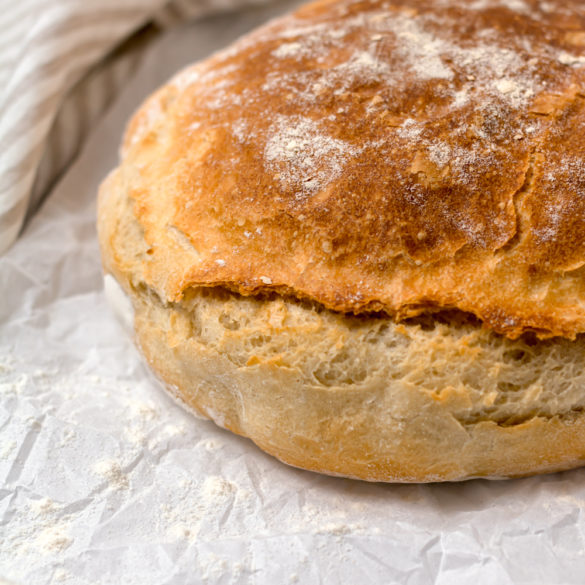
[98, 0, 585, 482]
[98, 114, 585, 483]
[114, 0, 585, 339]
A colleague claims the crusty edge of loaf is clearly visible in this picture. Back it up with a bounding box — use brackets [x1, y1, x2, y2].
[129, 287, 585, 482]
[97, 168, 585, 483]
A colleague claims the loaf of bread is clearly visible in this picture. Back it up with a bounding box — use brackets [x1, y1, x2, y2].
[98, 0, 585, 481]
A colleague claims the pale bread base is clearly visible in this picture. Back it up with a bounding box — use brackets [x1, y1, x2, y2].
[98, 166, 585, 482]
[132, 284, 585, 482]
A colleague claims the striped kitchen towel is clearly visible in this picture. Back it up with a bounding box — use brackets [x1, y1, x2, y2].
[0, 0, 272, 254]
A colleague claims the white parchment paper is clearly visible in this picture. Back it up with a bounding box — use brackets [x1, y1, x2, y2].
[2, 4, 585, 584]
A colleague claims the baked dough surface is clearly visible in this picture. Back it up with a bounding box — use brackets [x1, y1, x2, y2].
[114, 0, 585, 339]
[99, 184, 585, 481]
[98, 0, 585, 481]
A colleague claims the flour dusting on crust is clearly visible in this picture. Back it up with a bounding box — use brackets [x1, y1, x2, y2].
[264, 115, 356, 198]
[120, 0, 585, 339]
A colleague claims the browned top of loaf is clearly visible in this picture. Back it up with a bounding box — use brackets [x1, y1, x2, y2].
[116, 0, 585, 339]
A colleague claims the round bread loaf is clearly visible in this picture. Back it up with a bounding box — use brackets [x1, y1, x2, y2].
[98, 0, 585, 481]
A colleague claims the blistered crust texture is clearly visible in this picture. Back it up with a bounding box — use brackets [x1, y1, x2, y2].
[98, 0, 585, 481]
[98, 174, 585, 482]
[113, 0, 585, 339]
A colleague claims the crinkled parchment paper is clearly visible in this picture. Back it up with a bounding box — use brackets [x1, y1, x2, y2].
[3, 4, 585, 584]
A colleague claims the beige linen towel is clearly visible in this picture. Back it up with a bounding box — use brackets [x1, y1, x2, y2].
[0, 0, 272, 253]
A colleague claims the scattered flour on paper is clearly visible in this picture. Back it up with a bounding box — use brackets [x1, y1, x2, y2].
[93, 459, 130, 491]
[2, 497, 73, 559]
[201, 437, 224, 451]
[160, 475, 252, 544]
[53, 568, 72, 582]
[201, 475, 237, 500]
